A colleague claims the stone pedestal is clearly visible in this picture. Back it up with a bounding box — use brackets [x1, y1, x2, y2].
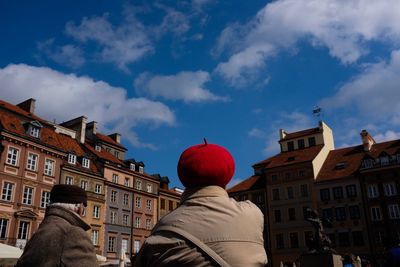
[299, 253, 342, 267]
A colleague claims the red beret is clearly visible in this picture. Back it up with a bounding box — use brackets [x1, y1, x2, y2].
[177, 139, 235, 188]
[50, 184, 87, 207]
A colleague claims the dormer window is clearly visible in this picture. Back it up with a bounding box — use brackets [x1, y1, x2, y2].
[335, 162, 346, 170]
[68, 153, 77, 165]
[361, 159, 373, 169]
[82, 158, 90, 168]
[27, 121, 42, 138]
[130, 163, 135, 171]
[380, 155, 389, 166]
[95, 145, 101, 152]
[139, 166, 144, 174]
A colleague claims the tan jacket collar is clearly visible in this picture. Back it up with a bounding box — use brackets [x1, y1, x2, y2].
[181, 185, 228, 203]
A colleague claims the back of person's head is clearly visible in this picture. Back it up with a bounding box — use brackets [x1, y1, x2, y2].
[177, 139, 235, 188]
[50, 184, 88, 207]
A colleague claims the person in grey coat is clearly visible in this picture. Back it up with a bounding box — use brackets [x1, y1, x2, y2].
[16, 184, 98, 267]
[135, 140, 268, 267]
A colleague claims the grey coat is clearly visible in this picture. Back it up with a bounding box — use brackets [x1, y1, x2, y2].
[134, 186, 268, 267]
[16, 205, 98, 267]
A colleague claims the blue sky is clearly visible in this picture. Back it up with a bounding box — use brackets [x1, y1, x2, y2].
[1, 0, 400, 188]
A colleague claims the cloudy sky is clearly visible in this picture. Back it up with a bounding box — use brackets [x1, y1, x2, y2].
[1, 0, 400, 188]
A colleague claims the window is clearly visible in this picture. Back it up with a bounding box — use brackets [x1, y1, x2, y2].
[135, 197, 141, 208]
[322, 208, 334, 221]
[368, 184, 379, 198]
[300, 184, 308, 197]
[1, 182, 14, 201]
[271, 174, 278, 181]
[146, 199, 152, 210]
[384, 183, 397, 196]
[93, 206, 100, 219]
[123, 214, 129, 226]
[287, 141, 294, 151]
[44, 159, 55, 176]
[380, 155, 389, 166]
[68, 154, 76, 164]
[134, 240, 140, 254]
[160, 199, 166, 210]
[123, 194, 129, 206]
[95, 184, 102, 194]
[346, 185, 357, 198]
[17, 221, 30, 240]
[82, 158, 90, 168]
[305, 231, 314, 247]
[29, 125, 40, 137]
[327, 233, 336, 247]
[135, 180, 142, 190]
[26, 153, 38, 171]
[0, 219, 8, 239]
[65, 176, 73, 185]
[254, 193, 264, 203]
[112, 174, 118, 183]
[320, 188, 330, 201]
[388, 204, 400, 219]
[146, 219, 152, 229]
[276, 234, 284, 249]
[110, 211, 117, 224]
[139, 166, 144, 173]
[287, 187, 294, 199]
[371, 207, 382, 221]
[169, 200, 174, 211]
[299, 170, 305, 177]
[349, 205, 361, 219]
[303, 207, 310, 220]
[335, 207, 346, 221]
[362, 158, 373, 169]
[95, 145, 101, 152]
[298, 139, 305, 149]
[135, 217, 141, 228]
[146, 184, 153, 193]
[338, 232, 350, 247]
[274, 210, 282, 222]
[332, 186, 343, 199]
[40, 191, 50, 208]
[130, 163, 135, 171]
[23, 186, 34, 205]
[288, 208, 296, 221]
[80, 180, 88, 190]
[375, 231, 385, 244]
[91, 230, 99, 246]
[124, 178, 130, 187]
[114, 151, 119, 158]
[352, 231, 364, 246]
[308, 137, 316, 147]
[6, 147, 19, 166]
[290, 232, 299, 248]
[111, 191, 117, 202]
[272, 188, 280, 201]
[108, 236, 116, 252]
[121, 239, 128, 253]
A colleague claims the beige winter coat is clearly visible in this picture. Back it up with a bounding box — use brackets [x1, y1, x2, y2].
[134, 185, 268, 267]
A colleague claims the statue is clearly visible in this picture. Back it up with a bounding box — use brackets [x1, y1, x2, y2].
[305, 208, 335, 253]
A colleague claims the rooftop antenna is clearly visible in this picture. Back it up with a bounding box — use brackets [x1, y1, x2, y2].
[312, 106, 323, 121]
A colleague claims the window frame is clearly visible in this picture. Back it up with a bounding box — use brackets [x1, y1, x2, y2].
[6, 146, 19, 166]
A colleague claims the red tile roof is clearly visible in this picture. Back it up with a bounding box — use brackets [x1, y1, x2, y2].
[83, 142, 124, 165]
[281, 127, 321, 141]
[317, 139, 400, 182]
[95, 133, 126, 150]
[228, 175, 262, 193]
[253, 144, 324, 169]
[0, 100, 48, 125]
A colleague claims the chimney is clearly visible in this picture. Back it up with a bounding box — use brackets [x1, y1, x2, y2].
[86, 121, 97, 139]
[60, 116, 87, 144]
[360, 130, 376, 152]
[108, 133, 121, 143]
[279, 129, 286, 140]
[17, 98, 36, 114]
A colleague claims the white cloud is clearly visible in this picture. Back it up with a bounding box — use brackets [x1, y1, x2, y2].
[0, 64, 175, 149]
[37, 39, 85, 69]
[65, 13, 153, 72]
[134, 71, 229, 103]
[320, 50, 400, 125]
[215, 0, 400, 85]
[374, 130, 400, 143]
[248, 128, 267, 139]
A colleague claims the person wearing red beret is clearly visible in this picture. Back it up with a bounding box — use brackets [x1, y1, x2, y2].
[134, 140, 268, 267]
